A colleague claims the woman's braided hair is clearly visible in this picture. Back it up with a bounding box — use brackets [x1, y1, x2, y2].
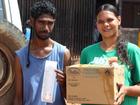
[116, 35, 134, 70]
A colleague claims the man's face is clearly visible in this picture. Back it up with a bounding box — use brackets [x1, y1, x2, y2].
[31, 14, 55, 40]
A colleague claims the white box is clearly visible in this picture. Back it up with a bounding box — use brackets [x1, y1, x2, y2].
[41, 61, 57, 103]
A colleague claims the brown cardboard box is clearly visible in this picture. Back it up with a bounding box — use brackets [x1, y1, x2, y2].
[66, 64, 124, 104]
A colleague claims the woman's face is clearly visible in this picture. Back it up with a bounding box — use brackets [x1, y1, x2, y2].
[96, 10, 121, 39]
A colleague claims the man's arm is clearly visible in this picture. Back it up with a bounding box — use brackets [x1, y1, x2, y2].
[14, 56, 23, 105]
[63, 48, 71, 71]
[55, 48, 71, 97]
[63, 48, 71, 97]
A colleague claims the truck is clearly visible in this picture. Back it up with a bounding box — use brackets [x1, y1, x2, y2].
[0, 0, 25, 105]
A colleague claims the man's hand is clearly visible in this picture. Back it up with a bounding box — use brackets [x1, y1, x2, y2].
[55, 70, 66, 87]
[55, 70, 66, 97]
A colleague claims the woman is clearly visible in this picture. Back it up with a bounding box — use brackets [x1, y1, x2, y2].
[80, 4, 140, 105]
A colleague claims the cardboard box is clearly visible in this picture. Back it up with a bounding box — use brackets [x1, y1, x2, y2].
[66, 64, 124, 104]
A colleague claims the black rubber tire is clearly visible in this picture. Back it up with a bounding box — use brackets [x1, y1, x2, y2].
[0, 20, 25, 105]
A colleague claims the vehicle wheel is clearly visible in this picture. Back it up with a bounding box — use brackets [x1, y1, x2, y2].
[0, 20, 25, 105]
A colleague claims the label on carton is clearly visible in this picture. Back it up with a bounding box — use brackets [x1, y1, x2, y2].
[41, 61, 57, 103]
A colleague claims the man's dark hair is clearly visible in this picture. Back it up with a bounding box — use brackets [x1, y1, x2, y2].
[30, 0, 56, 19]
[26, 0, 56, 68]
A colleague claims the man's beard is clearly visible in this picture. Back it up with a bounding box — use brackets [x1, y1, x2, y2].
[36, 33, 51, 40]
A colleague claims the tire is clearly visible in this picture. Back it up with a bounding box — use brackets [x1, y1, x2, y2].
[0, 20, 25, 105]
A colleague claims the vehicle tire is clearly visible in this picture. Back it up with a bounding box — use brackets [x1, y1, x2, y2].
[0, 20, 25, 105]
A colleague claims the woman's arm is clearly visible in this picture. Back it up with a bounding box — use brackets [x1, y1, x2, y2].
[114, 83, 140, 105]
[138, 96, 140, 105]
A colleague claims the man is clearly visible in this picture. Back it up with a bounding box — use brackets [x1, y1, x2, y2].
[14, 1, 70, 105]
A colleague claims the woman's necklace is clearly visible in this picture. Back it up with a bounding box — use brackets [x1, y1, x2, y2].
[101, 41, 116, 51]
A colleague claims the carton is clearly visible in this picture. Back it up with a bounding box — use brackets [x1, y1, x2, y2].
[66, 64, 124, 104]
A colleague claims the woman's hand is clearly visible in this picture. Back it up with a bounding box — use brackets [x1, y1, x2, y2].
[108, 57, 118, 67]
[114, 84, 128, 105]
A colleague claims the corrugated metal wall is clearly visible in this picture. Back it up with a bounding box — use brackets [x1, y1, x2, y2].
[18, 0, 96, 57]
